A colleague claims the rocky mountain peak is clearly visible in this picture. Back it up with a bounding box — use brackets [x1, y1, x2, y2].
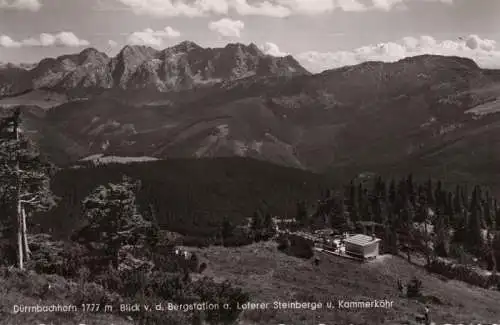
[79, 47, 107, 58]
[169, 41, 202, 53]
[118, 45, 158, 59]
[224, 42, 262, 56]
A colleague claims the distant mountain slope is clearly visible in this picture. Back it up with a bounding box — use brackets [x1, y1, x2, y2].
[0, 42, 309, 97]
[4, 53, 500, 192]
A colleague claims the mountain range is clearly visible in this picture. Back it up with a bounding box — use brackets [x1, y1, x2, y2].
[0, 41, 307, 96]
[2, 41, 500, 192]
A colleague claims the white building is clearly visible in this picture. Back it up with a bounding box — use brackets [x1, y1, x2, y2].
[344, 234, 381, 260]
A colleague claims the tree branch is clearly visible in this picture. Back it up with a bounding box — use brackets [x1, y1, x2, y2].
[20, 196, 41, 204]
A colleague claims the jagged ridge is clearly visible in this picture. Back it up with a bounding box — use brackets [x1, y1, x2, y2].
[0, 41, 310, 96]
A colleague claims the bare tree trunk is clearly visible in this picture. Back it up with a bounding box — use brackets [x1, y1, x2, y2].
[14, 113, 24, 270]
[407, 224, 412, 263]
[22, 205, 30, 261]
[490, 231, 497, 277]
[17, 199, 23, 270]
[424, 222, 430, 266]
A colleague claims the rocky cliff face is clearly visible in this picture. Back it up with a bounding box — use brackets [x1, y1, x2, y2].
[0, 42, 310, 96]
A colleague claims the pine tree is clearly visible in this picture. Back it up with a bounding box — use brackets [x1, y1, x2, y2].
[262, 212, 276, 238]
[295, 200, 308, 227]
[484, 192, 497, 275]
[402, 197, 415, 262]
[371, 191, 382, 224]
[221, 216, 234, 245]
[425, 178, 434, 207]
[72, 176, 153, 267]
[389, 179, 396, 206]
[467, 186, 485, 255]
[434, 214, 450, 257]
[0, 108, 56, 269]
[388, 209, 399, 255]
[348, 181, 360, 223]
[250, 210, 263, 233]
[407, 174, 416, 206]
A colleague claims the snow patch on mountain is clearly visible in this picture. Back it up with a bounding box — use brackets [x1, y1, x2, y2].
[80, 154, 159, 165]
[420, 116, 437, 128]
[465, 98, 500, 116]
[195, 124, 230, 157]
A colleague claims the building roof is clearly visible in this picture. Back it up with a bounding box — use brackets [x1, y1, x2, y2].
[344, 234, 381, 247]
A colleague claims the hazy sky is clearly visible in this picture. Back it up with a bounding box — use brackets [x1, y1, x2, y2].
[1, 0, 500, 72]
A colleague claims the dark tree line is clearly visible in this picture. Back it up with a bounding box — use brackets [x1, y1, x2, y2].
[36, 156, 331, 241]
[307, 175, 500, 273]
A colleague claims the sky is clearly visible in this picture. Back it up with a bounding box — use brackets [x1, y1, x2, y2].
[1, 0, 500, 73]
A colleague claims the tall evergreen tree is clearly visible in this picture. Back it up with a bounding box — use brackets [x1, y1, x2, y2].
[348, 181, 359, 223]
[0, 108, 56, 269]
[221, 216, 234, 245]
[467, 186, 485, 255]
[401, 197, 415, 262]
[295, 200, 308, 226]
[262, 212, 276, 238]
[72, 176, 154, 268]
[388, 179, 396, 206]
[425, 178, 434, 207]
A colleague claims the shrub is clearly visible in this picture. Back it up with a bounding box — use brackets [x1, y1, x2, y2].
[181, 236, 211, 248]
[276, 234, 314, 259]
[223, 235, 254, 247]
[72, 281, 123, 307]
[406, 276, 423, 298]
[426, 259, 492, 288]
[199, 262, 208, 273]
[188, 253, 199, 272]
[191, 277, 250, 325]
[27, 234, 89, 278]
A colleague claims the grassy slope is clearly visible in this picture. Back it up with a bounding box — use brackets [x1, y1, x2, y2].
[1, 242, 499, 325]
[0, 269, 132, 325]
[188, 242, 500, 325]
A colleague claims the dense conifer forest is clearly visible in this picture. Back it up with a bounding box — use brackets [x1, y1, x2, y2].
[310, 176, 500, 274]
[35, 158, 333, 240]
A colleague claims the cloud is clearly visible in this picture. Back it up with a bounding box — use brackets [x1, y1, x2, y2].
[371, 0, 452, 11]
[232, 0, 290, 17]
[0, 0, 41, 11]
[295, 34, 500, 73]
[112, 0, 453, 17]
[126, 26, 181, 47]
[115, 0, 228, 17]
[0, 32, 90, 48]
[371, 0, 404, 11]
[259, 42, 288, 56]
[108, 40, 119, 48]
[0, 35, 22, 48]
[208, 18, 244, 38]
[336, 0, 369, 11]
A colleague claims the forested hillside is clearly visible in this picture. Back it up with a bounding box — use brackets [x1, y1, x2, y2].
[309, 175, 500, 278]
[34, 158, 333, 240]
